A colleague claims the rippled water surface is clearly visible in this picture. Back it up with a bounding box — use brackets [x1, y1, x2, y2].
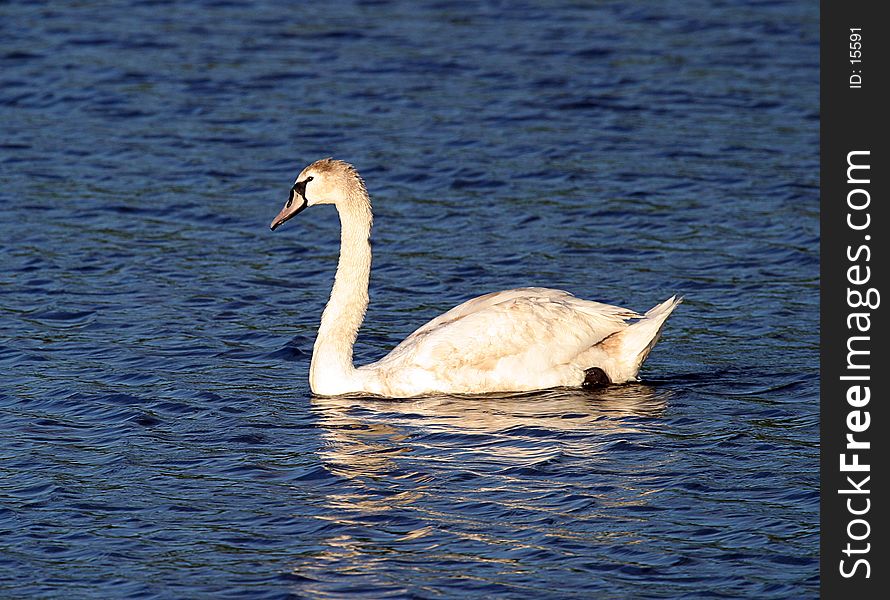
[2, 1, 819, 597]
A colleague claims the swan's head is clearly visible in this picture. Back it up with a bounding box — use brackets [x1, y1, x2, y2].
[270, 158, 368, 231]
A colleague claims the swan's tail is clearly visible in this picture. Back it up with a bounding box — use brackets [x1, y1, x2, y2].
[592, 295, 682, 384]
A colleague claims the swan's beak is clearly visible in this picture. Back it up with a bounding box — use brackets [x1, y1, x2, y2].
[270, 191, 308, 231]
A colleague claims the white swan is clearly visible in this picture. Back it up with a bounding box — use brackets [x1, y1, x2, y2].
[270, 158, 681, 397]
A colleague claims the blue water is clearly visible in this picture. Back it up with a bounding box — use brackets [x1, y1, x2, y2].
[2, 1, 819, 597]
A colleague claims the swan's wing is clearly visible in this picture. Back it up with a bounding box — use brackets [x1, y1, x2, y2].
[404, 287, 628, 341]
[377, 288, 639, 372]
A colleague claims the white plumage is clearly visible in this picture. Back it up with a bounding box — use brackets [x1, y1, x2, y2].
[270, 158, 681, 397]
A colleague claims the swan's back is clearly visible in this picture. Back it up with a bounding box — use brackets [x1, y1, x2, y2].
[404, 287, 638, 341]
[364, 287, 645, 395]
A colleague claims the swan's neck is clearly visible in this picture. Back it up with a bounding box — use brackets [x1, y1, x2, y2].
[309, 193, 373, 395]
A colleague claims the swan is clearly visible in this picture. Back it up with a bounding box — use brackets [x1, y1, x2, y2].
[269, 158, 681, 397]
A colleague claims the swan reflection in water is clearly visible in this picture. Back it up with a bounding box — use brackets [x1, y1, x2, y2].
[311, 384, 670, 479]
[289, 385, 673, 593]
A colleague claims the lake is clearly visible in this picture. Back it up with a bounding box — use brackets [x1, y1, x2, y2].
[1, 1, 819, 597]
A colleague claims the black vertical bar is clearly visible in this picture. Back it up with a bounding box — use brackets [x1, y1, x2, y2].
[821, 0, 887, 597]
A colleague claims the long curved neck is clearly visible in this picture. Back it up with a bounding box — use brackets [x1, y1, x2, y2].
[309, 191, 373, 394]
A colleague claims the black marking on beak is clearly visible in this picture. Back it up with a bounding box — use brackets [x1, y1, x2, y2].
[284, 181, 304, 209]
[270, 197, 308, 230]
[269, 178, 309, 231]
[270, 178, 312, 231]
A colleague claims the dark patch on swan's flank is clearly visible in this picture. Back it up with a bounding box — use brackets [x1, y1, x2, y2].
[582, 367, 611, 388]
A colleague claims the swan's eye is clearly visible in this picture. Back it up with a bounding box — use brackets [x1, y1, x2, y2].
[305, 176, 314, 183]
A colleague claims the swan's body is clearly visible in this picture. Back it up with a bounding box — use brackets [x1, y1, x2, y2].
[270, 158, 680, 397]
